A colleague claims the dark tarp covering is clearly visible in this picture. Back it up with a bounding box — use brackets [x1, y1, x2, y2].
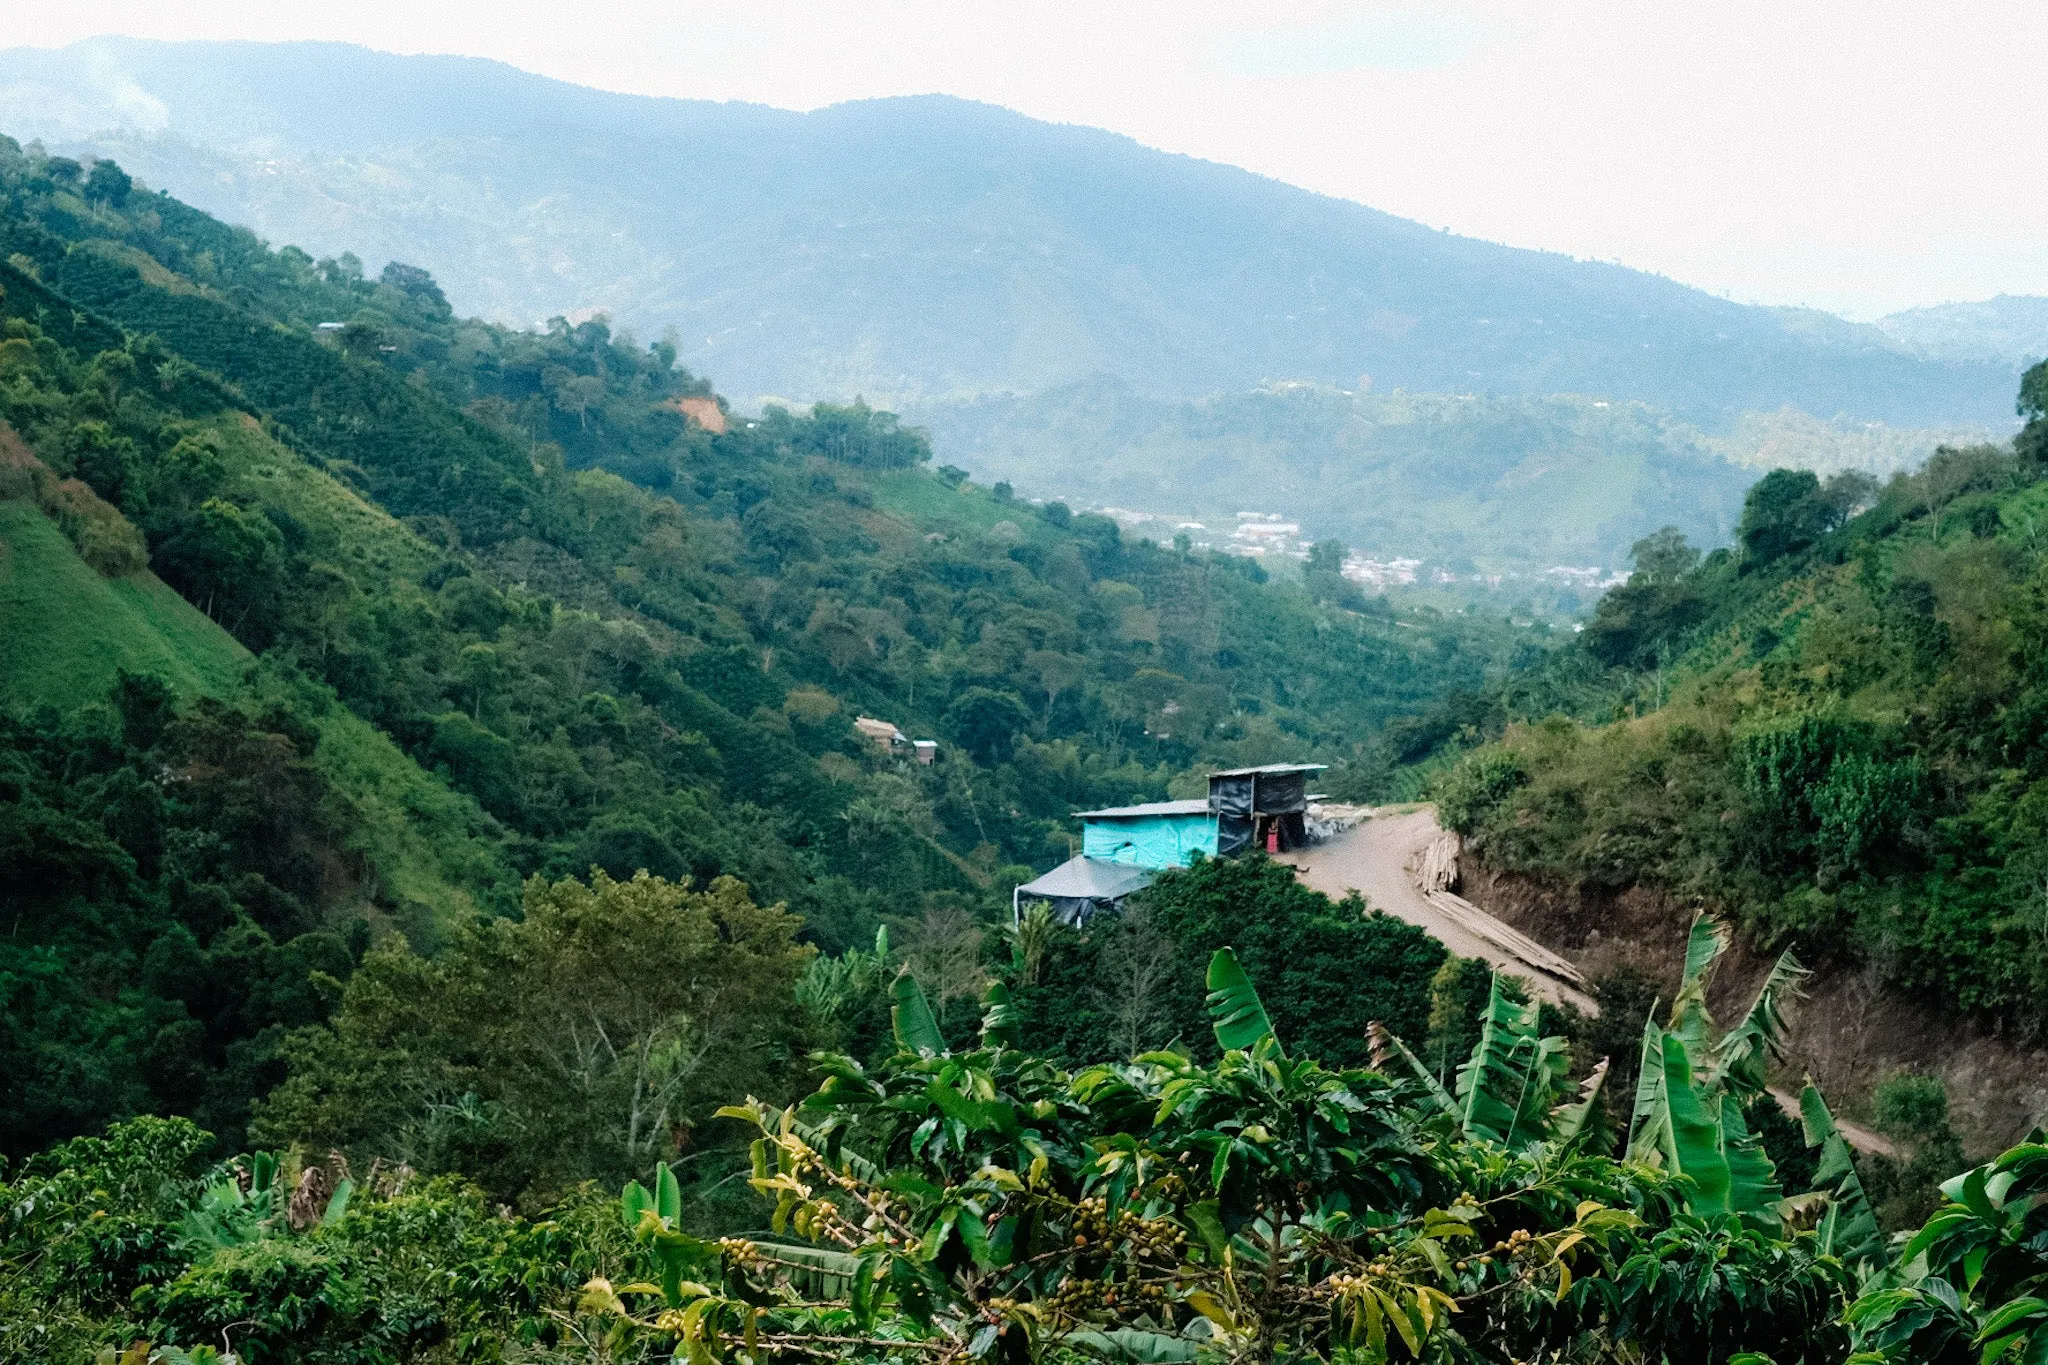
[1216, 814, 1255, 858]
[1016, 855, 1155, 926]
[1210, 772, 1256, 857]
[1210, 773, 1255, 820]
[1208, 767, 1314, 856]
[1255, 769, 1308, 815]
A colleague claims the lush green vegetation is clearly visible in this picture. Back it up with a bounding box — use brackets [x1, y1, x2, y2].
[16, 925, 2034, 1365]
[8, 134, 2037, 1365]
[1420, 368, 2048, 1032]
[6, 931, 1955, 1364]
[0, 138, 1533, 1169]
[1004, 854, 1446, 1069]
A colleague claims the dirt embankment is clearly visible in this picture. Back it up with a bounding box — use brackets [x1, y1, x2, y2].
[1463, 861, 2048, 1155]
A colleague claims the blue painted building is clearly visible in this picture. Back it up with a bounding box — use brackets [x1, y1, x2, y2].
[1076, 799, 1218, 869]
[1013, 765, 1326, 925]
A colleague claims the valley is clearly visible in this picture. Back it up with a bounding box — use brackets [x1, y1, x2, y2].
[4, 31, 2048, 1365]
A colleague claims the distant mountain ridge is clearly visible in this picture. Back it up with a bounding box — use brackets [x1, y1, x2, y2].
[1873, 294, 2048, 368]
[0, 36, 2018, 428]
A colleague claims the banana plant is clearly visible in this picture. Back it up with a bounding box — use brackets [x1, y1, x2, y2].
[175, 1150, 354, 1249]
[1454, 973, 1572, 1147]
[1620, 916, 1817, 1220]
[1204, 947, 1280, 1054]
[1380, 970, 1600, 1150]
[1377, 912, 1855, 1236]
[1801, 1082, 1891, 1281]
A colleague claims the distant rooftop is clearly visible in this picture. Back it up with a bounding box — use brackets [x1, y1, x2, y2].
[1207, 763, 1329, 777]
[1074, 799, 1212, 819]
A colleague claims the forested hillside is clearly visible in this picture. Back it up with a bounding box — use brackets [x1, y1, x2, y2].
[1422, 373, 2048, 1117]
[924, 379, 1763, 573]
[10, 39, 2024, 577]
[0, 134, 1534, 1163]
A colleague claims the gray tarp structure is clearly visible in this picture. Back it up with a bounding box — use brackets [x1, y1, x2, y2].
[1014, 855, 1155, 927]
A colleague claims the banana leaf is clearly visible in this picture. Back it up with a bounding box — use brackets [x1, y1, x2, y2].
[1065, 1328, 1200, 1362]
[1205, 948, 1281, 1054]
[1719, 1091, 1784, 1217]
[1711, 949, 1809, 1101]
[1661, 1030, 1733, 1213]
[750, 1240, 862, 1300]
[1455, 973, 1561, 1147]
[891, 969, 946, 1055]
[1800, 1081, 1892, 1279]
[1550, 1057, 1613, 1152]
[980, 980, 1021, 1049]
[1669, 912, 1729, 1054]
[1626, 1016, 1677, 1168]
[656, 1158, 683, 1223]
[1370, 1021, 1458, 1118]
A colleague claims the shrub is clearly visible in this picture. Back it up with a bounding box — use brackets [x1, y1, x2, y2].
[1432, 748, 1528, 834]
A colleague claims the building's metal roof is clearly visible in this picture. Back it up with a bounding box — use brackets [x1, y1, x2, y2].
[1206, 763, 1329, 777]
[1016, 855, 1156, 901]
[1074, 799, 1213, 819]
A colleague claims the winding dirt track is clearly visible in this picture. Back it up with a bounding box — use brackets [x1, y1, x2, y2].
[1293, 806, 1899, 1156]
[1294, 807, 1595, 1011]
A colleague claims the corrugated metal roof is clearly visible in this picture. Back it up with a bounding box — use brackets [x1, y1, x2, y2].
[1206, 763, 1329, 777]
[1074, 799, 1213, 819]
[1017, 855, 1156, 901]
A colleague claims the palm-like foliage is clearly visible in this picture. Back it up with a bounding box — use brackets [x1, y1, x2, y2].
[1378, 911, 1885, 1268]
[580, 946, 1851, 1364]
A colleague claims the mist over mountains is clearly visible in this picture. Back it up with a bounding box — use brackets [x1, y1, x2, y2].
[0, 36, 2030, 569]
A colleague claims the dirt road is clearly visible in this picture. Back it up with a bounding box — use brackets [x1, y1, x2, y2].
[1295, 806, 1595, 1011]
[1293, 806, 1899, 1156]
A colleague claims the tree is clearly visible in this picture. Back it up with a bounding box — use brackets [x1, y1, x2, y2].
[1739, 468, 1834, 567]
[1025, 649, 1088, 726]
[1307, 538, 1347, 574]
[1131, 853, 1445, 1064]
[1086, 904, 1180, 1060]
[257, 870, 813, 1198]
[1629, 525, 1700, 583]
[83, 158, 132, 207]
[945, 687, 1033, 765]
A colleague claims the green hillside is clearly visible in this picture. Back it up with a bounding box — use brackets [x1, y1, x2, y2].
[0, 498, 247, 702]
[0, 131, 1538, 1165]
[0, 38, 2015, 426]
[5, 72, 2043, 1365]
[1425, 385, 2048, 1039]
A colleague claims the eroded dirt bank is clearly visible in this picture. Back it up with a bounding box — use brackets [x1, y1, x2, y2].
[1462, 855, 2048, 1153]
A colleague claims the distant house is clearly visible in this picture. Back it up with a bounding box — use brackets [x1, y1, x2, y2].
[853, 716, 908, 751]
[912, 739, 938, 765]
[1013, 763, 1326, 924]
[668, 395, 728, 433]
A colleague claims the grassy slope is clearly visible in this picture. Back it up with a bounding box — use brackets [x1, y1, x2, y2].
[0, 495, 508, 928]
[0, 498, 248, 701]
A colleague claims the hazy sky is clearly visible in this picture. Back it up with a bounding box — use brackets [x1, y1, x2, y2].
[9, 0, 2045, 318]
